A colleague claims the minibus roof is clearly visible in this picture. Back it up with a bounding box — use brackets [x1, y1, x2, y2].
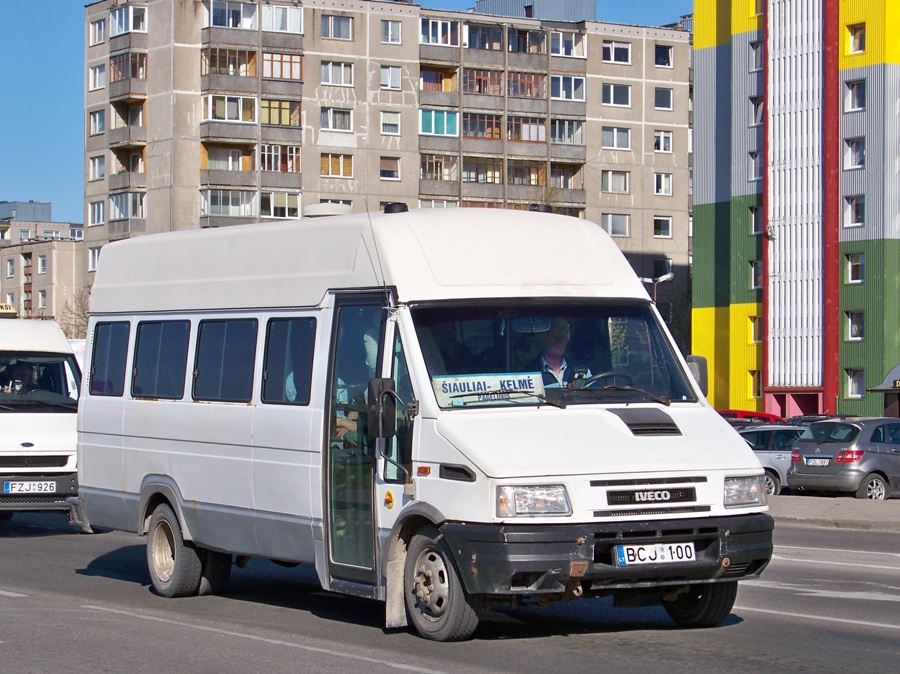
[2, 320, 73, 354]
[89, 208, 650, 313]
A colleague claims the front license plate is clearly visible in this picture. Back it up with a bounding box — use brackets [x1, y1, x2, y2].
[3, 481, 57, 494]
[614, 542, 696, 567]
[805, 457, 830, 467]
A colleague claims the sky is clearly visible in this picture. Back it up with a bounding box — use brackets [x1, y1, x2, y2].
[0, 0, 693, 225]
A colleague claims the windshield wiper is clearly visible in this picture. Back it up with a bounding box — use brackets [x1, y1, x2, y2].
[14, 398, 78, 410]
[568, 385, 671, 407]
[449, 388, 566, 409]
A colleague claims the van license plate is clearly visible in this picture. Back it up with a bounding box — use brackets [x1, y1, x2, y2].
[614, 542, 695, 567]
[3, 481, 57, 494]
[805, 458, 830, 467]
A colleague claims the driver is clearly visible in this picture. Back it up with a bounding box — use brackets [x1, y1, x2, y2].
[531, 318, 591, 388]
[2, 361, 37, 394]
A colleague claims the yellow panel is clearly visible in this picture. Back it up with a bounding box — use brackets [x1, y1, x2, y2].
[695, 0, 763, 51]
[839, 1, 900, 67]
[728, 302, 763, 411]
[731, 0, 763, 37]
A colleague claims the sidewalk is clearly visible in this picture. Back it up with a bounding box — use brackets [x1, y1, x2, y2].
[767, 494, 900, 532]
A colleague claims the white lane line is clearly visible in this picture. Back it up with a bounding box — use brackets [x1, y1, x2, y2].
[0, 590, 28, 597]
[770, 554, 900, 571]
[777, 545, 900, 559]
[84, 605, 445, 674]
[738, 605, 900, 632]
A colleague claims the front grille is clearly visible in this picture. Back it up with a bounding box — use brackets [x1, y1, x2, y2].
[593, 505, 711, 518]
[607, 487, 697, 506]
[0, 456, 70, 469]
[0, 494, 70, 505]
[591, 476, 707, 487]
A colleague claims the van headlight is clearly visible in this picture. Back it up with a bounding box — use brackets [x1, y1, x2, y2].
[724, 476, 767, 508]
[497, 485, 571, 517]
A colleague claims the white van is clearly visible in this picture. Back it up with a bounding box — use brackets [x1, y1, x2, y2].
[1, 318, 82, 522]
[72, 207, 772, 641]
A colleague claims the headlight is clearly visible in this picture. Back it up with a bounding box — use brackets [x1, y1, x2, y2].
[497, 485, 571, 517]
[724, 476, 767, 508]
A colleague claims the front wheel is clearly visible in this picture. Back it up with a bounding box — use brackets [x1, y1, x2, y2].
[404, 525, 479, 641]
[662, 581, 738, 628]
[856, 474, 888, 500]
[146, 503, 202, 598]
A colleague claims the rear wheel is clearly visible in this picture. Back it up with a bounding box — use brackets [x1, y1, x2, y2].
[662, 581, 738, 628]
[404, 525, 479, 641]
[855, 474, 888, 500]
[763, 470, 780, 496]
[146, 503, 202, 598]
[198, 549, 232, 596]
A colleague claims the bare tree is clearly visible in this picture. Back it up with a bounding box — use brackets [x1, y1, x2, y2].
[59, 288, 91, 339]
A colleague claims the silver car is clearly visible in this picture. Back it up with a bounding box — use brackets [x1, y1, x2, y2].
[787, 418, 900, 500]
[738, 425, 803, 495]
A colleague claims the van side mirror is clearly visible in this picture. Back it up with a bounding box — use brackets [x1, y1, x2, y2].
[367, 377, 396, 439]
[686, 355, 708, 397]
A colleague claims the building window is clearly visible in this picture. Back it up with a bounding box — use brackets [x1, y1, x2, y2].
[601, 170, 630, 194]
[750, 316, 762, 343]
[421, 154, 458, 181]
[846, 253, 865, 283]
[207, 147, 242, 171]
[655, 44, 673, 67]
[382, 19, 401, 44]
[204, 94, 257, 123]
[750, 206, 763, 234]
[421, 18, 458, 46]
[654, 130, 673, 153]
[848, 23, 866, 53]
[462, 112, 502, 139]
[550, 164, 580, 189]
[508, 27, 545, 54]
[601, 213, 629, 237]
[551, 119, 584, 145]
[109, 192, 146, 220]
[750, 96, 764, 126]
[110, 5, 147, 36]
[90, 155, 106, 181]
[71, 228, 84, 241]
[260, 99, 299, 127]
[655, 87, 674, 110]
[844, 79, 865, 112]
[654, 173, 673, 196]
[508, 116, 545, 142]
[602, 40, 631, 64]
[750, 151, 763, 180]
[260, 192, 300, 218]
[89, 201, 105, 226]
[321, 61, 353, 86]
[381, 65, 402, 90]
[844, 138, 865, 169]
[208, 0, 257, 29]
[5, 292, 14, 305]
[380, 157, 401, 180]
[320, 153, 353, 178]
[508, 71, 545, 98]
[751, 260, 763, 289]
[750, 370, 762, 399]
[844, 195, 865, 227]
[37, 290, 46, 310]
[466, 24, 502, 50]
[653, 216, 673, 238]
[420, 199, 458, 209]
[109, 52, 147, 82]
[90, 19, 106, 45]
[202, 48, 256, 76]
[262, 52, 301, 80]
[88, 247, 101, 272]
[601, 83, 629, 106]
[846, 311, 864, 341]
[602, 126, 630, 150]
[202, 190, 255, 217]
[463, 68, 503, 95]
[89, 65, 106, 90]
[420, 109, 458, 136]
[462, 157, 503, 184]
[381, 111, 400, 135]
[508, 161, 544, 186]
[846, 369, 865, 398]
[552, 75, 586, 101]
[89, 109, 106, 136]
[550, 30, 585, 57]
[261, 4, 302, 33]
[6, 259, 14, 278]
[320, 107, 352, 132]
[750, 41, 763, 71]
[321, 14, 351, 40]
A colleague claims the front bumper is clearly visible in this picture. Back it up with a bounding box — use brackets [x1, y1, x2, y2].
[440, 512, 774, 596]
[0, 473, 78, 513]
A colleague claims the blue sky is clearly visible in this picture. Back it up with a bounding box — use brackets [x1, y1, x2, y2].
[0, 0, 692, 225]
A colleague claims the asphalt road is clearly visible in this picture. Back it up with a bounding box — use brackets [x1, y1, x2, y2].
[1, 509, 898, 673]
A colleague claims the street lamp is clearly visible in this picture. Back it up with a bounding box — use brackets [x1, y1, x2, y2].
[639, 272, 674, 302]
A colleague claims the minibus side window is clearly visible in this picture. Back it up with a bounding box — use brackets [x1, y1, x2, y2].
[193, 318, 258, 402]
[385, 332, 414, 482]
[262, 317, 316, 405]
[90, 321, 130, 396]
[132, 320, 190, 399]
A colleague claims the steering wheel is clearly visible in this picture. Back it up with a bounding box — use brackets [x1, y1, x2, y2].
[581, 371, 633, 388]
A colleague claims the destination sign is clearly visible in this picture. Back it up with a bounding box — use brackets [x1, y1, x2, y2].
[433, 372, 545, 407]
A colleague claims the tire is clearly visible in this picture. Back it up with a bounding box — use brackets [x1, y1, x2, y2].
[855, 473, 888, 500]
[763, 470, 780, 496]
[198, 549, 232, 596]
[662, 581, 738, 628]
[404, 525, 479, 641]
[146, 503, 202, 598]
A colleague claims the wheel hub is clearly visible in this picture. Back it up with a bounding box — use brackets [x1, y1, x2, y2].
[413, 549, 449, 618]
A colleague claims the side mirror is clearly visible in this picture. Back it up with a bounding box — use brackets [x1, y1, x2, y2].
[367, 377, 396, 439]
[686, 355, 708, 397]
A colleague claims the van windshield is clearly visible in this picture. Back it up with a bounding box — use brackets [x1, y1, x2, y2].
[0, 352, 81, 411]
[411, 302, 697, 409]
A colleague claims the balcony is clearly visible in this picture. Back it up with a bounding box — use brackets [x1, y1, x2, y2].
[419, 90, 458, 107]
[109, 78, 147, 103]
[201, 121, 259, 143]
[418, 179, 459, 198]
[108, 218, 146, 240]
[260, 171, 302, 191]
[109, 31, 147, 53]
[549, 144, 586, 162]
[201, 169, 258, 189]
[108, 125, 147, 148]
[202, 74, 259, 96]
[109, 171, 146, 192]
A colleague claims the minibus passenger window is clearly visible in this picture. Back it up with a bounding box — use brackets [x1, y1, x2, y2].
[262, 317, 316, 405]
[90, 321, 130, 396]
[193, 318, 258, 402]
[132, 320, 190, 399]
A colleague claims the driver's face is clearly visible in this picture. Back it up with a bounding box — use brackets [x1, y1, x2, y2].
[541, 321, 570, 357]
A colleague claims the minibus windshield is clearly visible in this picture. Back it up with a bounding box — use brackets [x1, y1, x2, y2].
[0, 352, 81, 409]
[411, 302, 697, 409]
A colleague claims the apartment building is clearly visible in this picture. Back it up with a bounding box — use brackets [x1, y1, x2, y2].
[692, 0, 900, 417]
[84, 0, 691, 342]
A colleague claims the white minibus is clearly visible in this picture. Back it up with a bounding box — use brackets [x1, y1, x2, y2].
[71, 207, 772, 641]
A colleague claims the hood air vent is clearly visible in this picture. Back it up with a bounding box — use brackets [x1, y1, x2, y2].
[607, 408, 682, 436]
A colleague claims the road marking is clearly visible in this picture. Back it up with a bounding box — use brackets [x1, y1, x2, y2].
[744, 579, 900, 602]
[738, 605, 900, 632]
[0, 590, 28, 598]
[770, 553, 900, 572]
[83, 605, 445, 674]
[777, 545, 900, 560]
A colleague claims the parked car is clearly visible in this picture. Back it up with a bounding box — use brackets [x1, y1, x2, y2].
[718, 409, 786, 426]
[787, 418, 900, 500]
[738, 425, 803, 495]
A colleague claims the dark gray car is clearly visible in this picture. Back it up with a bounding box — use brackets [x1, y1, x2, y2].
[786, 418, 900, 500]
[738, 425, 803, 495]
